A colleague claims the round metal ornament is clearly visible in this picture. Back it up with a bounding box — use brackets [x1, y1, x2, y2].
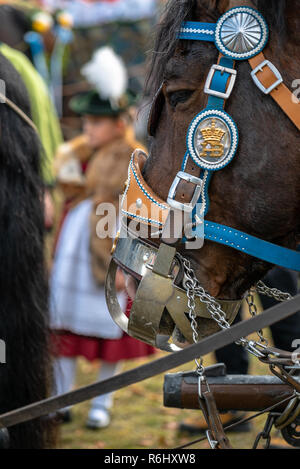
[215, 6, 269, 60]
[187, 109, 238, 171]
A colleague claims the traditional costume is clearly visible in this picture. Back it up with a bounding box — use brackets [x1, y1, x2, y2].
[50, 47, 155, 428]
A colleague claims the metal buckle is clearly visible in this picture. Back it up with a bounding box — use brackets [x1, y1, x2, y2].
[204, 64, 237, 100]
[167, 171, 203, 213]
[251, 59, 283, 94]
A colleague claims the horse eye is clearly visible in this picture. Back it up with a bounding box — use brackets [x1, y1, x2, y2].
[167, 89, 194, 108]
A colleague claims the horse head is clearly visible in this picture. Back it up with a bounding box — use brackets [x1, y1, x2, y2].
[107, 0, 300, 348]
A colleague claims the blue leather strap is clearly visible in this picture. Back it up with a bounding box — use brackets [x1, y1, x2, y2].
[192, 221, 300, 272]
[190, 57, 235, 225]
[177, 23, 300, 272]
[206, 57, 235, 109]
[179, 22, 216, 42]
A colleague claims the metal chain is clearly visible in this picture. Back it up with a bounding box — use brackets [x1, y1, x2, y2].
[178, 255, 298, 449]
[248, 279, 292, 346]
[274, 392, 300, 430]
[246, 289, 268, 345]
[255, 280, 292, 302]
[252, 413, 276, 449]
[179, 255, 295, 360]
[179, 254, 268, 358]
[182, 259, 205, 375]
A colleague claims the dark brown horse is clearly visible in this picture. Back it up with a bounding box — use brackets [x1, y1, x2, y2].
[120, 0, 299, 342]
[143, 1, 299, 293]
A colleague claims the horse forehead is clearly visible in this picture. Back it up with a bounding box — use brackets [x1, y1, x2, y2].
[164, 57, 190, 80]
[165, 46, 213, 81]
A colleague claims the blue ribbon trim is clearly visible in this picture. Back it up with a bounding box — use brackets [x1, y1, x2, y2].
[179, 22, 216, 42]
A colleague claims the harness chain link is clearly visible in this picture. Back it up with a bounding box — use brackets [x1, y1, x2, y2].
[245, 283, 299, 448]
[179, 254, 294, 359]
[180, 254, 260, 356]
[248, 281, 292, 345]
[256, 280, 293, 302]
[184, 260, 205, 375]
[252, 413, 275, 449]
[182, 256, 231, 449]
[246, 289, 268, 345]
[178, 254, 300, 448]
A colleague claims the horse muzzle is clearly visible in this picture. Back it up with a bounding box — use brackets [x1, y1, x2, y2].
[105, 225, 243, 352]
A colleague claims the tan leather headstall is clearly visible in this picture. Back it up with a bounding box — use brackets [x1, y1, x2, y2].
[249, 53, 300, 131]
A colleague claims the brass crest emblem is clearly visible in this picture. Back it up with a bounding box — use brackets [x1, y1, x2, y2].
[188, 109, 238, 170]
[199, 118, 225, 159]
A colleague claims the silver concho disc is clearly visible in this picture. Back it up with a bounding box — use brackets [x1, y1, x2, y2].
[187, 110, 238, 171]
[215, 7, 269, 60]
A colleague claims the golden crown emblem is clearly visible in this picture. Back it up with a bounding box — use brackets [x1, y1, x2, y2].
[200, 118, 225, 143]
[199, 118, 226, 159]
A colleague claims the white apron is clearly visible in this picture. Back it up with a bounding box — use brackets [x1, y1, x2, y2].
[50, 199, 125, 339]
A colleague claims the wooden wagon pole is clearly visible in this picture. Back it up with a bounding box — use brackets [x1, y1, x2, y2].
[164, 370, 300, 412]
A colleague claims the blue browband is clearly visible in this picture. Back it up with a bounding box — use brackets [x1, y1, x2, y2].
[173, 7, 300, 272]
[178, 8, 269, 60]
[179, 22, 216, 42]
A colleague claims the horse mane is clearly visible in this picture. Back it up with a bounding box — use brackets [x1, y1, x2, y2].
[146, 0, 287, 96]
[0, 53, 55, 448]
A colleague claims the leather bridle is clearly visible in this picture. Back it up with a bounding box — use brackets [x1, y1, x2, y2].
[105, 4, 300, 352]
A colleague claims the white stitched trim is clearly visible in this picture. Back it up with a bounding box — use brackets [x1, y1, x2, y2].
[205, 223, 249, 241]
[204, 232, 246, 251]
[121, 153, 167, 227]
[130, 159, 169, 210]
[120, 156, 132, 211]
[121, 209, 162, 226]
[200, 170, 209, 215]
[180, 27, 214, 35]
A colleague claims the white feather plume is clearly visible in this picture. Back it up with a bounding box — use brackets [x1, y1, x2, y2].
[81, 47, 128, 107]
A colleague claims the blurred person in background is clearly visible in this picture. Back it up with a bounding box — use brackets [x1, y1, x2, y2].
[50, 47, 155, 430]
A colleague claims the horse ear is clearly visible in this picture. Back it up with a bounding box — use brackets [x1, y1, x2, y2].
[147, 83, 165, 137]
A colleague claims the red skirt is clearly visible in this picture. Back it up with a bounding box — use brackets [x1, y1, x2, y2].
[52, 204, 156, 363]
[51, 332, 156, 363]
[51, 300, 157, 363]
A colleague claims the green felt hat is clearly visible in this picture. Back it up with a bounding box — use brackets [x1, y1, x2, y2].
[69, 89, 136, 117]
